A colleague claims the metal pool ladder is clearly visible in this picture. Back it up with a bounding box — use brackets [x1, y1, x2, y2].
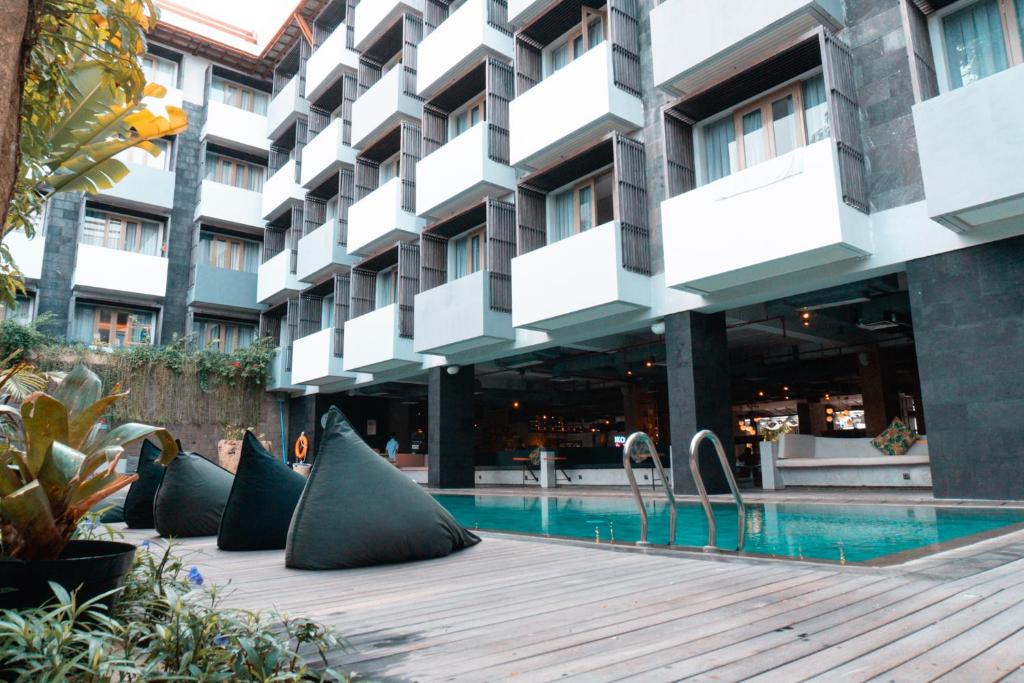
[623, 432, 676, 546]
[689, 429, 747, 552]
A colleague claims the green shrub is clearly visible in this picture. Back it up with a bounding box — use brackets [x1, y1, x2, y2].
[0, 532, 352, 681]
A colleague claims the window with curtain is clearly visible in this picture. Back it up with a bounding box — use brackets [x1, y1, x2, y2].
[940, 0, 1023, 89]
[326, 196, 339, 220]
[379, 154, 400, 185]
[117, 138, 171, 170]
[451, 95, 486, 139]
[206, 153, 266, 192]
[142, 54, 178, 89]
[0, 295, 33, 324]
[73, 304, 155, 347]
[700, 73, 830, 184]
[193, 318, 255, 353]
[545, 7, 607, 77]
[549, 170, 614, 243]
[322, 294, 335, 330]
[199, 233, 260, 272]
[451, 227, 486, 279]
[211, 76, 269, 114]
[82, 209, 163, 256]
[376, 267, 398, 308]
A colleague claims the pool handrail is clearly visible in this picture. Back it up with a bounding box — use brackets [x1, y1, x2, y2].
[623, 431, 676, 546]
[689, 429, 746, 552]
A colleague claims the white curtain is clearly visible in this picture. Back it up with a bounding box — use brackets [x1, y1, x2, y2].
[72, 305, 95, 344]
[139, 221, 161, 256]
[242, 241, 260, 272]
[453, 237, 468, 278]
[943, 0, 1008, 89]
[703, 117, 735, 183]
[802, 74, 830, 144]
[551, 190, 574, 242]
[322, 295, 335, 330]
[237, 324, 255, 348]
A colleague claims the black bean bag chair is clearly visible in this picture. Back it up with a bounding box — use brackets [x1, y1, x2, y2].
[153, 451, 234, 538]
[285, 407, 480, 570]
[217, 432, 307, 551]
[99, 504, 125, 524]
[122, 440, 166, 528]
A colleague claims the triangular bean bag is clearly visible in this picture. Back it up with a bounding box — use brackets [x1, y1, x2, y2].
[218, 432, 307, 551]
[123, 440, 166, 528]
[285, 407, 480, 569]
[154, 451, 234, 538]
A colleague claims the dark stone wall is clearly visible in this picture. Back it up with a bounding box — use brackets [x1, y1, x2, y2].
[665, 311, 734, 495]
[37, 193, 84, 336]
[428, 365, 476, 489]
[907, 235, 1024, 500]
[163, 101, 204, 340]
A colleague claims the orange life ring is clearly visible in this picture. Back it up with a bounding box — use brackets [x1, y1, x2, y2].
[294, 433, 309, 462]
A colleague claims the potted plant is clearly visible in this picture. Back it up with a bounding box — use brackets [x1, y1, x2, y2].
[0, 364, 178, 608]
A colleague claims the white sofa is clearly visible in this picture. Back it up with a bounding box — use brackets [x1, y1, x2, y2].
[762, 433, 931, 489]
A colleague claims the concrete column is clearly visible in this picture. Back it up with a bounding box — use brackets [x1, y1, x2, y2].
[665, 311, 734, 495]
[428, 364, 476, 489]
[859, 349, 899, 436]
[388, 398, 412, 453]
[287, 394, 317, 464]
[796, 402, 813, 435]
[907, 236, 1024, 500]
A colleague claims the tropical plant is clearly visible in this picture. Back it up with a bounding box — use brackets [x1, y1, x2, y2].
[0, 536, 351, 681]
[0, 364, 178, 561]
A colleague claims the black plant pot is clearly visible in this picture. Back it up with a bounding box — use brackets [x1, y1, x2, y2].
[0, 540, 136, 610]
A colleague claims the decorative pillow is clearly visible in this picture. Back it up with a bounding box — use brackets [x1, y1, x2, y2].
[218, 432, 307, 551]
[871, 417, 918, 456]
[123, 440, 166, 528]
[154, 451, 234, 538]
[285, 407, 480, 570]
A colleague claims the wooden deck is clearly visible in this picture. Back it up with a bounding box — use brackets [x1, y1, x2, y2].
[124, 521, 1024, 682]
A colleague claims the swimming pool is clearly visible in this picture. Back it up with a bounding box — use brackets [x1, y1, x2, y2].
[433, 494, 1024, 564]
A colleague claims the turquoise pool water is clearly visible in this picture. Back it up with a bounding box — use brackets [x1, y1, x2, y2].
[432, 494, 1024, 563]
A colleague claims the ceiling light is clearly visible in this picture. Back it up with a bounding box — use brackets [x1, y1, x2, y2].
[650, 321, 666, 336]
[446, 365, 460, 375]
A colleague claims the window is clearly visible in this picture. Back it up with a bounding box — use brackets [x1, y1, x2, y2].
[142, 54, 178, 90]
[452, 226, 486, 279]
[117, 138, 171, 170]
[376, 267, 399, 307]
[937, 0, 1024, 90]
[73, 304, 155, 347]
[82, 209, 164, 256]
[326, 196, 340, 220]
[451, 95, 486, 138]
[700, 73, 829, 183]
[0, 295, 33, 324]
[200, 233, 260, 272]
[206, 153, 265, 192]
[546, 7, 607, 76]
[322, 294, 335, 329]
[193, 318, 255, 353]
[550, 169, 615, 242]
[379, 153, 400, 185]
[211, 76, 269, 115]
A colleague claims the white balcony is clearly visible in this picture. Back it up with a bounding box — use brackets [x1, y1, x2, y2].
[913, 65, 1024, 233]
[662, 140, 872, 294]
[353, 0, 425, 52]
[414, 270, 514, 355]
[257, 249, 303, 305]
[416, 0, 513, 100]
[195, 180, 265, 231]
[510, 41, 643, 170]
[300, 119, 357, 189]
[201, 100, 270, 156]
[306, 23, 361, 102]
[6, 230, 45, 281]
[266, 75, 310, 141]
[342, 303, 421, 373]
[297, 218, 359, 283]
[416, 123, 516, 219]
[507, 0, 548, 28]
[261, 161, 305, 221]
[72, 244, 168, 298]
[511, 220, 649, 331]
[97, 163, 175, 213]
[291, 328, 361, 387]
[351, 66, 422, 149]
[347, 177, 425, 256]
[266, 349, 302, 393]
[188, 264, 260, 313]
[650, 0, 844, 95]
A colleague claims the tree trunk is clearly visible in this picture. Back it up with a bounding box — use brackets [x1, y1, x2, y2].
[0, 1, 35, 234]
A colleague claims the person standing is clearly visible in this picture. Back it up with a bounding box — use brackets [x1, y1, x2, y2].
[385, 433, 400, 464]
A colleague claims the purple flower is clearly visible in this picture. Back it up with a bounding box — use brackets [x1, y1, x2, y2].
[140, 539, 150, 549]
[213, 634, 229, 647]
[187, 567, 204, 586]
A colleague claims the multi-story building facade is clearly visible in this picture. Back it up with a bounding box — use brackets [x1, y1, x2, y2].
[10, 0, 1024, 499]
